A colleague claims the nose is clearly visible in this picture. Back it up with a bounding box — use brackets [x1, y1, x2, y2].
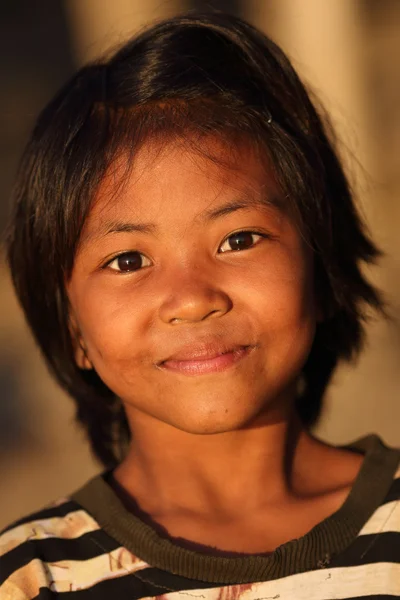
[158, 269, 232, 325]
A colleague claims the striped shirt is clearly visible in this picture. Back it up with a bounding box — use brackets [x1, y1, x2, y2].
[1, 435, 399, 599]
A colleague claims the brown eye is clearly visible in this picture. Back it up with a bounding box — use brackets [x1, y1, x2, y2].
[107, 251, 151, 272]
[219, 231, 263, 253]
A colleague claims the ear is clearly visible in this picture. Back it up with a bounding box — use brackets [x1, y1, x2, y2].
[75, 337, 94, 370]
[68, 313, 93, 370]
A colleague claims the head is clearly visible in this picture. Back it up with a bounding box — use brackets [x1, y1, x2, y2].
[6, 11, 382, 466]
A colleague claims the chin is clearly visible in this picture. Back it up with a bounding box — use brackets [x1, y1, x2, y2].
[163, 396, 272, 435]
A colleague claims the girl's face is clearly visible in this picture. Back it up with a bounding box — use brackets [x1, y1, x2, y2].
[68, 137, 318, 434]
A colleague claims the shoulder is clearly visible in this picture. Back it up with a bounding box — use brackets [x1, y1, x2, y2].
[0, 496, 104, 599]
[353, 434, 400, 536]
[330, 438, 400, 576]
[359, 460, 400, 536]
[0, 479, 150, 599]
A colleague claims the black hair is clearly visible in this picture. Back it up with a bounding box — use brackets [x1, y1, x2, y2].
[6, 11, 383, 467]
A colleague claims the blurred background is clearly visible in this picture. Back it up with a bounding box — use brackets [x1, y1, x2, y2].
[1, 0, 399, 529]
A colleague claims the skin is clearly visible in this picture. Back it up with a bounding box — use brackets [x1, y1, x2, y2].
[68, 137, 363, 555]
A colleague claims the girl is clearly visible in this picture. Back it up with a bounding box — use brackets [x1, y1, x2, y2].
[1, 11, 399, 600]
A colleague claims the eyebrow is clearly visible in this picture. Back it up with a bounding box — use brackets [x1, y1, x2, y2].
[199, 196, 276, 222]
[99, 221, 157, 236]
[81, 220, 157, 245]
[84, 195, 279, 244]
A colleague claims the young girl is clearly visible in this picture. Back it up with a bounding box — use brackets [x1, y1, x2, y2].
[1, 11, 399, 600]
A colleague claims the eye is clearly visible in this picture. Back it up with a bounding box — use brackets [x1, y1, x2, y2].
[105, 251, 151, 273]
[219, 231, 265, 253]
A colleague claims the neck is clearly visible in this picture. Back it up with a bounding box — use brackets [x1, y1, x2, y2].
[113, 407, 323, 520]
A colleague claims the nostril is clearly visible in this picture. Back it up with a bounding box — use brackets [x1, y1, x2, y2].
[201, 309, 220, 321]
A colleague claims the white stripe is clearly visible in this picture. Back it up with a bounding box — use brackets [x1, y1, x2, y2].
[4, 549, 150, 595]
[149, 562, 400, 600]
[0, 510, 100, 558]
[358, 500, 400, 535]
[45, 547, 150, 592]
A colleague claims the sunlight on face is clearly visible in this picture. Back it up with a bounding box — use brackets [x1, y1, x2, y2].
[68, 137, 318, 435]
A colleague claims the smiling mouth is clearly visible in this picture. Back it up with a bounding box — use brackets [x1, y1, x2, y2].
[158, 345, 253, 376]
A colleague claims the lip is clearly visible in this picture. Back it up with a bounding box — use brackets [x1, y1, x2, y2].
[158, 344, 253, 376]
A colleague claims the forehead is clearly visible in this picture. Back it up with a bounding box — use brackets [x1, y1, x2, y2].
[78, 136, 286, 246]
[110, 136, 276, 200]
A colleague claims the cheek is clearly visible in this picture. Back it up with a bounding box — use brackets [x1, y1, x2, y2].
[237, 250, 316, 323]
[71, 281, 151, 364]
[239, 254, 317, 364]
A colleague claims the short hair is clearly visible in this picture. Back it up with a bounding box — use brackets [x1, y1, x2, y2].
[6, 11, 383, 466]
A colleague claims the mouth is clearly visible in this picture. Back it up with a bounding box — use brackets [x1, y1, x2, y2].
[157, 345, 254, 376]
